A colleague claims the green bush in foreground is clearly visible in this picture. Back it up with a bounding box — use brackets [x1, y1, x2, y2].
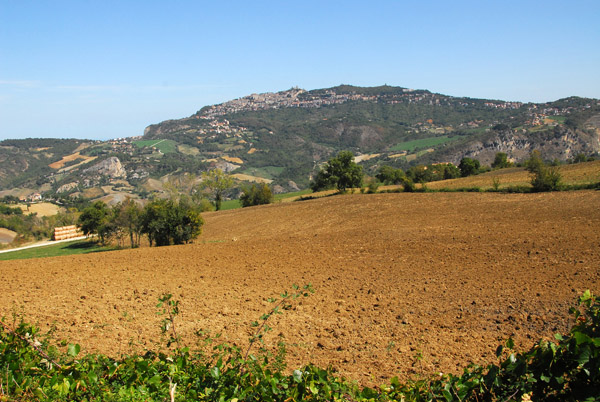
[1, 290, 599, 401]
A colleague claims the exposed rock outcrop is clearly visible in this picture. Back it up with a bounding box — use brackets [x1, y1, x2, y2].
[56, 182, 79, 193]
[444, 127, 599, 165]
[83, 157, 127, 179]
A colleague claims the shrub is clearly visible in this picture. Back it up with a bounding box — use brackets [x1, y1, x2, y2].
[401, 177, 416, 192]
[240, 183, 274, 207]
[526, 150, 562, 192]
[492, 152, 512, 169]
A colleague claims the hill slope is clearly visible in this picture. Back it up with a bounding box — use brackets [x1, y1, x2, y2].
[1, 85, 599, 200]
[1, 191, 598, 384]
[144, 85, 600, 187]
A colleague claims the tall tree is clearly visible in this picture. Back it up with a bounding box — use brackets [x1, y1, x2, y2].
[77, 201, 111, 243]
[200, 169, 234, 211]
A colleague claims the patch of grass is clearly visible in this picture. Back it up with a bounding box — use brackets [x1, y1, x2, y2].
[390, 136, 459, 152]
[274, 188, 312, 201]
[133, 139, 177, 154]
[239, 166, 285, 180]
[219, 199, 242, 210]
[547, 115, 566, 124]
[0, 240, 117, 261]
[220, 189, 313, 211]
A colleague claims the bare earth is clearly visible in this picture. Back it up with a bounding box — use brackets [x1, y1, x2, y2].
[1, 192, 599, 385]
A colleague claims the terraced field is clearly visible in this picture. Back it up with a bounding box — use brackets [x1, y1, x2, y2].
[1, 192, 599, 385]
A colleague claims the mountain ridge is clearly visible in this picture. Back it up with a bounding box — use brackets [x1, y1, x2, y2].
[1, 85, 599, 202]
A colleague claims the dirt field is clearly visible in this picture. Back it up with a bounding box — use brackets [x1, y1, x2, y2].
[1, 192, 599, 385]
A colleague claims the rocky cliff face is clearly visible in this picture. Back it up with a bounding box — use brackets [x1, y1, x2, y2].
[443, 125, 599, 165]
[83, 157, 127, 179]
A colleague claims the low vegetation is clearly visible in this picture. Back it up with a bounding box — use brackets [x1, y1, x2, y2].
[0, 240, 116, 261]
[1, 289, 598, 401]
[240, 183, 274, 207]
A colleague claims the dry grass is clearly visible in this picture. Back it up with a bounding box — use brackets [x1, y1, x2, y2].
[0, 228, 17, 243]
[231, 173, 273, 183]
[48, 152, 96, 170]
[425, 160, 600, 190]
[222, 156, 244, 164]
[17, 202, 62, 217]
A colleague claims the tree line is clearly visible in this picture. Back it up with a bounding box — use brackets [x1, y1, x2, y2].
[309, 150, 586, 193]
[77, 198, 204, 248]
[76, 169, 275, 248]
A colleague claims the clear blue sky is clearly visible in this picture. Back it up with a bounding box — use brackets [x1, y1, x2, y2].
[1, 0, 599, 140]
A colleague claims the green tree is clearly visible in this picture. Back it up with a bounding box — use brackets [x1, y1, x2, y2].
[492, 152, 511, 169]
[375, 165, 405, 184]
[526, 150, 562, 192]
[311, 151, 363, 192]
[201, 169, 234, 211]
[440, 163, 461, 179]
[459, 157, 481, 177]
[77, 201, 111, 243]
[140, 198, 204, 247]
[407, 165, 433, 183]
[110, 198, 142, 248]
[240, 183, 274, 207]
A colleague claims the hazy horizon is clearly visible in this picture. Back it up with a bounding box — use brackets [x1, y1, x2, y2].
[2, 1, 599, 141]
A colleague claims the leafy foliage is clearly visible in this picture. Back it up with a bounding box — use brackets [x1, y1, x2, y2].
[0, 204, 23, 215]
[459, 157, 482, 177]
[376, 165, 406, 185]
[77, 201, 111, 243]
[526, 150, 562, 192]
[311, 151, 363, 192]
[492, 152, 512, 169]
[200, 169, 234, 211]
[240, 183, 274, 207]
[1, 290, 600, 401]
[140, 198, 204, 247]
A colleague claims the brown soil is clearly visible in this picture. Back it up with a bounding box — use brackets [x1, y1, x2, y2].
[1, 192, 599, 385]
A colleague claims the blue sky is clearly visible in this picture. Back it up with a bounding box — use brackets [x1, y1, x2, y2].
[1, 0, 599, 140]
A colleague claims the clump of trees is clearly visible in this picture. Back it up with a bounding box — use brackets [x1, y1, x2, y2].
[77, 197, 204, 247]
[570, 153, 597, 164]
[526, 150, 562, 192]
[0, 204, 23, 215]
[458, 157, 482, 177]
[240, 183, 273, 207]
[375, 166, 405, 185]
[375, 162, 460, 190]
[407, 163, 461, 183]
[311, 151, 363, 192]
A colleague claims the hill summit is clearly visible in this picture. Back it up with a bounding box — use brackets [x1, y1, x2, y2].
[0, 85, 599, 199]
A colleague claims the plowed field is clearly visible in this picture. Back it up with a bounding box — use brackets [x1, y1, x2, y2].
[1, 192, 599, 385]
